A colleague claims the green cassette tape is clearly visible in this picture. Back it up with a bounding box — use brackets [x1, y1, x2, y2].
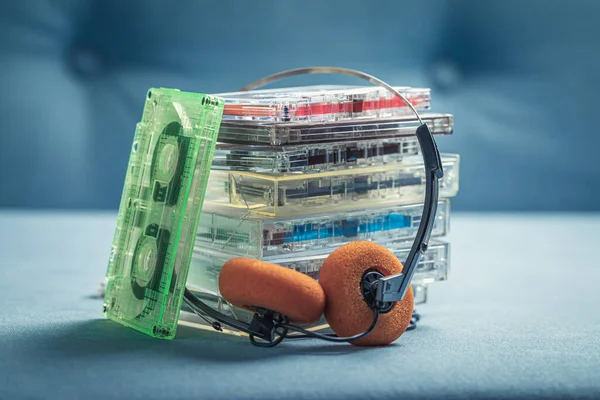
[104, 88, 224, 339]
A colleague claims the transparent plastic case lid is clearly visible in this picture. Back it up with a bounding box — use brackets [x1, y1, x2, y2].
[204, 153, 460, 217]
[213, 85, 431, 122]
[212, 136, 419, 174]
[197, 199, 450, 258]
[217, 113, 453, 146]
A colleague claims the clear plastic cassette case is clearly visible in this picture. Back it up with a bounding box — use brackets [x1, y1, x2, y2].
[218, 113, 453, 146]
[103, 88, 224, 339]
[204, 153, 460, 217]
[215, 85, 431, 122]
[197, 199, 450, 258]
[189, 240, 449, 294]
[181, 240, 449, 335]
[212, 137, 419, 173]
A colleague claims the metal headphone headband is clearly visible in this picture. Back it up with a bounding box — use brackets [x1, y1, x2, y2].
[183, 66, 444, 345]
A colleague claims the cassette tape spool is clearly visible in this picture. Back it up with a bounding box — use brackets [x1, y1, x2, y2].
[197, 199, 450, 258]
[217, 113, 453, 146]
[184, 240, 450, 334]
[215, 85, 431, 122]
[104, 88, 224, 339]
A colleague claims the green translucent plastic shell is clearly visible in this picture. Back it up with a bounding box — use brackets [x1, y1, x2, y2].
[104, 88, 224, 339]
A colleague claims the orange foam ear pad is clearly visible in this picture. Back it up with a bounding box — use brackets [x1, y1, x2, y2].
[318, 241, 414, 346]
[218, 258, 326, 324]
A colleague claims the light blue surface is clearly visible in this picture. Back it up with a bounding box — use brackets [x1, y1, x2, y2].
[1, 211, 599, 399]
[1, 0, 599, 211]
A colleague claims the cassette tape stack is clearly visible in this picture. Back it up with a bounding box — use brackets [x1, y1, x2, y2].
[182, 84, 461, 333]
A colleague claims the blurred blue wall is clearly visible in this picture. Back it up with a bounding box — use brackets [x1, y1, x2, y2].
[1, 0, 598, 211]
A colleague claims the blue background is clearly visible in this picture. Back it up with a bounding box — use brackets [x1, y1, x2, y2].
[1, 0, 599, 211]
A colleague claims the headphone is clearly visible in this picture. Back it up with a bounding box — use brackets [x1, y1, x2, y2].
[183, 67, 444, 347]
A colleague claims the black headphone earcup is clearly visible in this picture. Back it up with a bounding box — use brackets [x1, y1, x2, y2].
[218, 257, 326, 324]
[318, 241, 414, 346]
